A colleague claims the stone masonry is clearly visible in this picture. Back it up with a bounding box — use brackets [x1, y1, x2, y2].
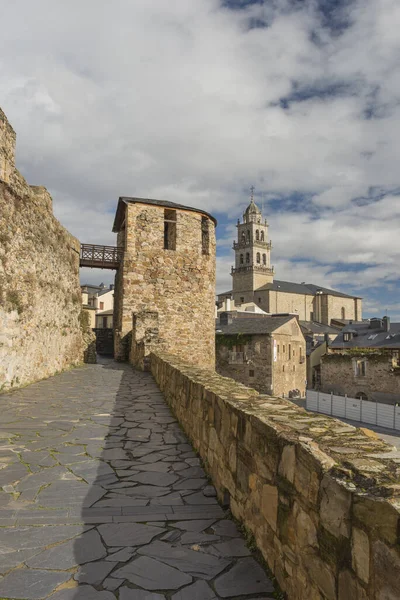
[152, 351, 400, 600]
[0, 108, 91, 390]
[113, 198, 216, 369]
[0, 359, 276, 600]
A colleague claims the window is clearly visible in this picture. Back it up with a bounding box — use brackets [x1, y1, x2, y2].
[249, 369, 255, 377]
[262, 253, 266, 265]
[310, 312, 314, 321]
[354, 359, 367, 377]
[283, 345, 286, 353]
[241, 232, 246, 243]
[256, 230, 259, 241]
[277, 344, 280, 354]
[289, 344, 291, 359]
[341, 307, 346, 320]
[201, 216, 209, 255]
[283, 365, 285, 372]
[240, 254, 244, 264]
[293, 365, 296, 372]
[164, 209, 177, 250]
[240, 297, 244, 303]
[343, 333, 352, 342]
[246, 253, 250, 264]
[293, 349, 295, 356]
[258, 297, 262, 303]
[256, 252, 261, 264]
[260, 231, 264, 241]
[102, 316, 107, 328]
[247, 230, 250, 242]
[100, 302, 104, 310]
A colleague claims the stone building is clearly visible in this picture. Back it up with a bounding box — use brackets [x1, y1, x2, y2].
[216, 312, 306, 397]
[300, 321, 340, 388]
[320, 317, 400, 404]
[218, 193, 362, 325]
[112, 197, 216, 369]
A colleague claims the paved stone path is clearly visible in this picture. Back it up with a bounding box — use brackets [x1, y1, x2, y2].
[0, 360, 276, 599]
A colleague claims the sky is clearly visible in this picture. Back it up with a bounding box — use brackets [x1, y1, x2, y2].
[1, 0, 400, 319]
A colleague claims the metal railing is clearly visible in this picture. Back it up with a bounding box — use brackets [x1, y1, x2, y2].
[80, 244, 123, 269]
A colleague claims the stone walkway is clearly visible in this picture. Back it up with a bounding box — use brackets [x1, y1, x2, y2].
[0, 360, 276, 599]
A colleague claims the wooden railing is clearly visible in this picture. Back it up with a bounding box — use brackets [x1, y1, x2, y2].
[80, 244, 123, 269]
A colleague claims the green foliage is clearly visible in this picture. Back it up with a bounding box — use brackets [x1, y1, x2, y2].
[216, 333, 252, 350]
[79, 310, 90, 330]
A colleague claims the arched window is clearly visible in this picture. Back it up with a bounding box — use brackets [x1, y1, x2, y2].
[341, 307, 346, 319]
[262, 254, 266, 265]
[247, 230, 250, 242]
[246, 253, 250, 264]
[256, 230, 259, 241]
[240, 254, 244, 264]
[256, 252, 261, 264]
[260, 231, 264, 241]
[241, 231, 246, 243]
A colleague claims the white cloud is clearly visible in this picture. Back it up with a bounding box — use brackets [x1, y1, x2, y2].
[0, 0, 399, 311]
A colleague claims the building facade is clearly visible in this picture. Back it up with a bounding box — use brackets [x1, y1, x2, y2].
[216, 313, 306, 397]
[320, 317, 400, 404]
[220, 194, 362, 325]
[112, 197, 216, 369]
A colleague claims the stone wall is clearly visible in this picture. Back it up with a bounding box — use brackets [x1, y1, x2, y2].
[0, 108, 90, 390]
[321, 352, 400, 404]
[113, 200, 216, 369]
[151, 351, 400, 600]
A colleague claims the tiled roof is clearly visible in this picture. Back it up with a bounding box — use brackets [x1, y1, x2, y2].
[216, 315, 294, 335]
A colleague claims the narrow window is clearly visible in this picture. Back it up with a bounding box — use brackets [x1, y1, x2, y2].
[341, 307, 346, 319]
[240, 254, 244, 264]
[241, 231, 246, 243]
[262, 253, 266, 265]
[256, 252, 260, 264]
[100, 302, 104, 310]
[283, 365, 285, 372]
[102, 316, 107, 328]
[256, 230, 259, 241]
[240, 297, 244, 303]
[201, 216, 209, 255]
[246, 253, 250, 264]
[258, 297, 262, 303]
[247, 230, 250, 242]
[283, 345, 286, 353]
[289, 344, 291, 359]
[260, 231, 264, 241]
[249, 369, 255, 377]
[277, 344, 280, 354]
[164, 209, 177, 250]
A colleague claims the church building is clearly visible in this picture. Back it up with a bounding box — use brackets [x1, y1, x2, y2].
[218, 193, 362, 325]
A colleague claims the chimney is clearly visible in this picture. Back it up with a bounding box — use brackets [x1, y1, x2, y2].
[109, 284, 114, 291]
[226, 298, 231, 311]
[383, 316, 390, 332]
[220, 312, 233, 326]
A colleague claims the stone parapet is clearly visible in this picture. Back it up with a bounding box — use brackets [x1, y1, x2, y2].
[151, 351, 400, 600]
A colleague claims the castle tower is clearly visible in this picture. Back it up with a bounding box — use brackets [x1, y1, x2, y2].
[112, 197, 217, 369]
[231, 188, 274, 304]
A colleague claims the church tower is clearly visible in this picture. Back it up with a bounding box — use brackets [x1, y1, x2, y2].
[231, 188, 274, 304]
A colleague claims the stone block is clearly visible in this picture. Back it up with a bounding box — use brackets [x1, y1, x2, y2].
[351, 527, 370, 584]
[338, 569, 367, 600]
[261, 484, 278, 532]
[278, 444, 296, 483]
[307, 554, 336, 600]
[320, 476, 352, 538]
[353, 496, 399, 545]
[372, 540, 400, 599]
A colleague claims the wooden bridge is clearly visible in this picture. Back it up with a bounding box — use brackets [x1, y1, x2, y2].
[79, 244, 123, 269]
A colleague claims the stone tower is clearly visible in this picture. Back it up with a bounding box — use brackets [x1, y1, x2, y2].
[112, 197, 217, 369]
[231, 190, 274, 304]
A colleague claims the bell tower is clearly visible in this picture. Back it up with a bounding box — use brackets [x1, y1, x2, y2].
[231, 187, 274, 303]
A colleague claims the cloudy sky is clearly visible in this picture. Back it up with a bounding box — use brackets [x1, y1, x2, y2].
[1, 0, 400, 318]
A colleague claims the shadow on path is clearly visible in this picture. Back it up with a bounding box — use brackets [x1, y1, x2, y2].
[0, 360, 276, 599]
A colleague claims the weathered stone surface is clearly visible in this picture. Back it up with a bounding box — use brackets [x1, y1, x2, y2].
[261, 484, 278, 532]
[98, 523, 166, 546]
[320, 476, 352, 538]
[171, 580, 217, 599]
[352, 527, 370, 584]
[338, 569, 368, 600]
[119, 588, 166, 599]
[75, 560, 117, 585]
[26, 529, 107, 569]
[113, 556, 192, 590]
[50, 585, 116, 599]
[372, 540, 400, 600]
[214, 557, 275, 598]
[0, 569, 71, 599]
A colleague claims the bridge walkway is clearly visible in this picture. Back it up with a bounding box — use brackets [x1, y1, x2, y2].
[0, 360, 276, 599]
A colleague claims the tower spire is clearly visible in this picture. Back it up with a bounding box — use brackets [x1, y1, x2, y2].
[250, 185, 255, 203]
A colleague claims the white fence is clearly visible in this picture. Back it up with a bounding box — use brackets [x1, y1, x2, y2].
[306, 390, 400, 431]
